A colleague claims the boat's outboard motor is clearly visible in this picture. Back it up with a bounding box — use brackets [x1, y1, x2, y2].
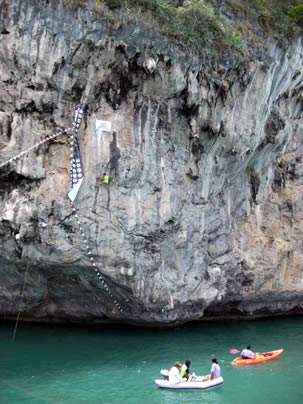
[160, 370, 169, 380]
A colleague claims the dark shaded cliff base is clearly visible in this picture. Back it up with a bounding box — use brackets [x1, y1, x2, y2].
[0, 0, 302, 326]
[2, 310, 303, 329]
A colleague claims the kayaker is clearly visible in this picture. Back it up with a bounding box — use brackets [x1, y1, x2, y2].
[202, 357, 221, 381]
[168, 361, 187, 384]
[180, 360, 195, 382]
[241, 345, 256, 359]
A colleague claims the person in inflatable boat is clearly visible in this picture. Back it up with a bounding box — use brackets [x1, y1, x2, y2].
[180, 359, 196, 382]
[180, 360, 196, 382]
[202, 357, 221, 381]
[241, 345, 256, 359]
[168, 362, 187, 384]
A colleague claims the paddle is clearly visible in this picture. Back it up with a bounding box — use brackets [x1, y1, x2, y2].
[230, 349, 273, 357]
[229, 349, 240, 354]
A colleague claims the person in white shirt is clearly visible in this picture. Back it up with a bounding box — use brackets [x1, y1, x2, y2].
[241, 345, 255, 359]
[168, 361, 187, 384]
[202, 357, 221, 381]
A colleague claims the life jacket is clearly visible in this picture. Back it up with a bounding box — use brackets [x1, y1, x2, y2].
[103, 175, 109, 184]
[180, 364, 188, 378]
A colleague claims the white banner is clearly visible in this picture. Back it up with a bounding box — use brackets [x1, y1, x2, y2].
[96, 119, 112, 133]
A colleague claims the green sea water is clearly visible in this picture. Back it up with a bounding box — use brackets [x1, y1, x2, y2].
[0, 316, 302, 404]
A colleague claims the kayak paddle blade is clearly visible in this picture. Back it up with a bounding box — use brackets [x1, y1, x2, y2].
[230, 349, 240, 354]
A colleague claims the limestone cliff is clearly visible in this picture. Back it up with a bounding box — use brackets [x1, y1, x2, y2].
[0, 0, 302, 325]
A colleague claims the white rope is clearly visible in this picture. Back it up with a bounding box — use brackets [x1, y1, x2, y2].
[12, 264, 29, 343]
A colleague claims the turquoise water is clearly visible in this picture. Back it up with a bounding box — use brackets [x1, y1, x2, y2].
[0, 317, 302, 404]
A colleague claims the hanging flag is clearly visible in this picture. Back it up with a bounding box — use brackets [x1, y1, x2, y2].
[68, 104, 85, 202]
[96, 119, 112, 133]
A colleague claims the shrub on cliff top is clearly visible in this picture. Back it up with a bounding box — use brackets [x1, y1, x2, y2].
[226, 0, 303, 35]
[166, 0, 224, 46]
[62, 0, 302, 54]
[102, 0, 229, 50]
[289, 5, 303, 27]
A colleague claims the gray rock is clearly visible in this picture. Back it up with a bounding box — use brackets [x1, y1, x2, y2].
[0, 0, 302, 326]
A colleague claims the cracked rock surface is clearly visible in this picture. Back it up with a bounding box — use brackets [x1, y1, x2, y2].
[0, 0, 302, 326]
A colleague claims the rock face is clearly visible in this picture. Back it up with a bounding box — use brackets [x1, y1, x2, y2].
[0, 0, 302, 325]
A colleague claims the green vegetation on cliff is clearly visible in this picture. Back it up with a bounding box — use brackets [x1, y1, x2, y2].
[226, 0, 303, 31]
[63, 0, 303, 55]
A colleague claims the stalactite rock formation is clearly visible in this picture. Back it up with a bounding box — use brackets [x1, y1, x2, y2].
[0, 0, 302, 325]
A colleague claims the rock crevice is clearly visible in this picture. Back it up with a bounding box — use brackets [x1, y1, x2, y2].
[0, 0, 302, 325]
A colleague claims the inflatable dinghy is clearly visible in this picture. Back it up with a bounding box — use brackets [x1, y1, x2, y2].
[155, 370, 224, 390]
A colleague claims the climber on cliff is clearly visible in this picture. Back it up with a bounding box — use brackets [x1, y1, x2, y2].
[97, 173, 109, 185]
[102, 173, 109, 184]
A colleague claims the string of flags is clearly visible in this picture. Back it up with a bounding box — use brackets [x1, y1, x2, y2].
[0, 104, 123, 313]
[68, 105, 85, 203]
[71, 206, 123, 312]
[0, 128, 71, 169]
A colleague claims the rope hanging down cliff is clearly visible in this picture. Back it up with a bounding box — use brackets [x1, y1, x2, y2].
[0, 105, 123, 313]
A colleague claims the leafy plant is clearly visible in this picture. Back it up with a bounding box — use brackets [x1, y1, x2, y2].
[168, 0, 225, 46]
[289, 5, 303, 27]
[226, 0, 303, 34]
[62, 0, 302, 54]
